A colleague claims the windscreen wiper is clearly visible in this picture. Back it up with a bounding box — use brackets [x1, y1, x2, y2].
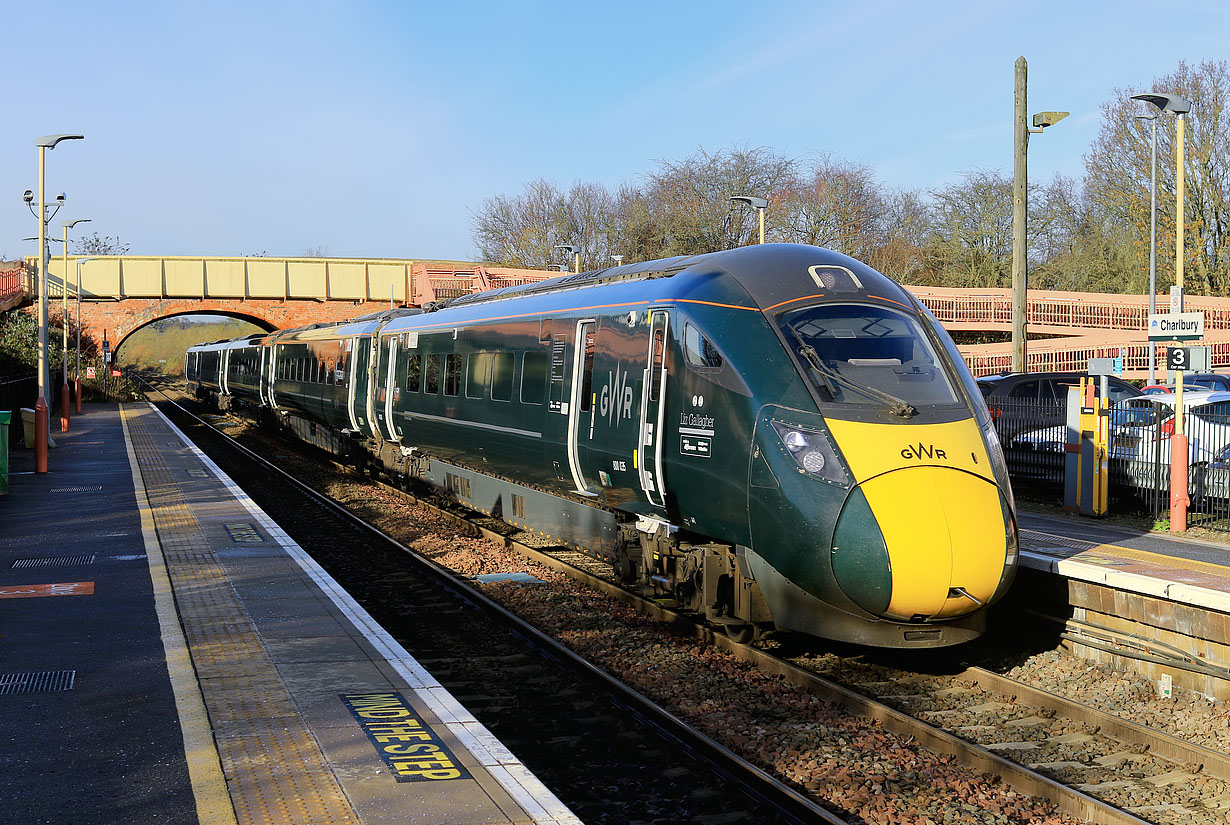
[787, 325, 917, 418]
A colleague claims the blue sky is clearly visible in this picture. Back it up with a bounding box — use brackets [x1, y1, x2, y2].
[3, 0, 1227, 263]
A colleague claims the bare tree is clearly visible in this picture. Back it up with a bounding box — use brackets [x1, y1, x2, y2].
[778, 155, 886, 259]
[646, 146, 796, 254]
[73, 233, 130, 255]
[1085, 59, 1230, 295]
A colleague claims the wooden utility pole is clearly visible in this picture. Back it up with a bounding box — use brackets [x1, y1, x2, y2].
[1011, 56, 1028, 374]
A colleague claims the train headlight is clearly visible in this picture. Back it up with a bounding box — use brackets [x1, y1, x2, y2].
[771, 421, 848, 485]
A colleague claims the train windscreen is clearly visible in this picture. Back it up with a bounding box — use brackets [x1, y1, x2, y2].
[779, 302, 960, 414]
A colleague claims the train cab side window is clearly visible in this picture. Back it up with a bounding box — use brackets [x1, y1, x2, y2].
[579, 328, 596, 412]
[424, 354, 441, 394]
[326, 360, 335, 385]
[406, 354, 422, 392]
[491, 352, 513, 401]
[521, 351, 547, 404]
[683, 323, 723, 371]
[649, 328, 666, 402]
[444, 354, 461, 396]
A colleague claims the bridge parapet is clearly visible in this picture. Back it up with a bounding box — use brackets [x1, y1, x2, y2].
[0, 263, 28, 312]
[21, 255, 554, 305]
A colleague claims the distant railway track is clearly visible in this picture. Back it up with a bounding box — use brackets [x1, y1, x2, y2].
[141, 380, 839, 825]
[145, 380, 1230, 824]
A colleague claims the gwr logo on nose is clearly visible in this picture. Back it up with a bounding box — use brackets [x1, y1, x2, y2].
[901, 443, 947, 460]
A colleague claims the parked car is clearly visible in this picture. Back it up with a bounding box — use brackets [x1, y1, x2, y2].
[1110, 392, 1230, 502]
[1141, 382, 1204, 395]
[1181, 373, 1230, 392]
[977, 372, 1143, 442]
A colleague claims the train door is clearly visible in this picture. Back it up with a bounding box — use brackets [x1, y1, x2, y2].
[220, 348, 230, 396]
[259, 346, 273, 408]
[566, 320, 597, 495]
[347, 337, 374, 435]
[375, 335, 400, 442]
[638, 309, 670, 508]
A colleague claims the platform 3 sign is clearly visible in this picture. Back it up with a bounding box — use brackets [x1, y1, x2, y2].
[340, 692, 470, 781]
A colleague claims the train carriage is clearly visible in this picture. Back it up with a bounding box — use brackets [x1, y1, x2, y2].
[187, 244, 1017, 648]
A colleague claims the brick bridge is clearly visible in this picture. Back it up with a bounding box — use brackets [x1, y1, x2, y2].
[10, 255, 555, 352]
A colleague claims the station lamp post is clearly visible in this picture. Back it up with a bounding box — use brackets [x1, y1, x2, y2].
[730, 195, 768, 244]
[59, 219, 90, 430]
[74, 258, 94, 414]
[30, 133, 84, 472]
[1010, 57, 1067, 374]
[555, 244, 580, 274]
[1132, 91, 1192, 533]
[1133, 107, 1161, 384]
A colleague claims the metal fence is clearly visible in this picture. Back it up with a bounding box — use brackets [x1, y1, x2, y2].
[993, 396, 1230, 532]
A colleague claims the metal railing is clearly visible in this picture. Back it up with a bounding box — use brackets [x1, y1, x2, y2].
[994, 395, 1230, 532]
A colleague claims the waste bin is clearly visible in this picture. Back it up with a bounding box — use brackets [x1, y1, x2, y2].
[19, 407, 55, 449]
[0, 410, 10, 495]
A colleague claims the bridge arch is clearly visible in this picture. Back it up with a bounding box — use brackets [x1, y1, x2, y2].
[111, 307, 276, 354]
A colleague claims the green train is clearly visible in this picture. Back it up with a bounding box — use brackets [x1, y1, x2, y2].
[186, 244, 1018, 647]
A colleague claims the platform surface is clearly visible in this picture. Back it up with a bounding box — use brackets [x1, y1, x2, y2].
[1018, 510, 1230, 613]
[0, 403, 578, 825]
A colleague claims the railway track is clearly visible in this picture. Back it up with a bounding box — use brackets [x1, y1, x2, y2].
[143, 384, 838, 825]
[147, 382, 1230, 824]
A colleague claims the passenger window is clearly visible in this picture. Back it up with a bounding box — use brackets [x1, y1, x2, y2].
[424, 355, 441, 394]
[466, 353, 489, 400]
[444, 353, 461, 396]
[406, 354, 422, 392]
[683, 323, 723, 370]
[521, 351, 547, 404]
[491, 353, 513, 401]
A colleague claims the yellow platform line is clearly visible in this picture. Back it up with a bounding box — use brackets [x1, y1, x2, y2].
[120, 404, 238, 825]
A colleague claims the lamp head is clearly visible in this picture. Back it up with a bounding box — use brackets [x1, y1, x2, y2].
[730, 195, 769, 209]
[35, 134, 85, 149]
[1131, 93, 1192, 115]
[55, 193, 66, 203]
[23, 189, 33, 204]
[1031, 111, 1070, 129]
[64, 218, 91, 229]
[554, 244, 577, 254]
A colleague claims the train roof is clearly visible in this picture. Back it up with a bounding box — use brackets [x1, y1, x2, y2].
[429, 244, 913, 316]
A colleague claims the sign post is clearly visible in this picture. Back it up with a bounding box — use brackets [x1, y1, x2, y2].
[1150, 311, 1204, 533]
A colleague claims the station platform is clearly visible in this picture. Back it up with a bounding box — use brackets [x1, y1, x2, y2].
[1018, 510, 1230, 615]
[0, 403, 579, 825]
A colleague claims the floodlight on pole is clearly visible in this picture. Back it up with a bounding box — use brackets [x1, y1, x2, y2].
[730, 195, 768, 245]
[1010, 56, 1068, 374]
[31, 133, 83, 473]
[555, 244, 580, 274]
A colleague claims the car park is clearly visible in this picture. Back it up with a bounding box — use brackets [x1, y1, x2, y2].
[977, 372, 1143, 442]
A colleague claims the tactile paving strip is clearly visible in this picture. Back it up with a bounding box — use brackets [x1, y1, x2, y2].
[125, 407, 360, 825]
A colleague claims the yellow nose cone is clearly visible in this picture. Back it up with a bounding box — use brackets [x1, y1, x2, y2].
[858, 466, 1007, 619]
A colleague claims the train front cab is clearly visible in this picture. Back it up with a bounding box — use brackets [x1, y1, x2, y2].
[745, 297, 1018, 648]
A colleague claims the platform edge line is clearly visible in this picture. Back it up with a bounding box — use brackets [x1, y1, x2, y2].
[147, 401, 579, 825]
[120, 404, 239, 825]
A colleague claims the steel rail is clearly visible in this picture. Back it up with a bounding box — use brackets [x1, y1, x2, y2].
[142, 382, 847, 825]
